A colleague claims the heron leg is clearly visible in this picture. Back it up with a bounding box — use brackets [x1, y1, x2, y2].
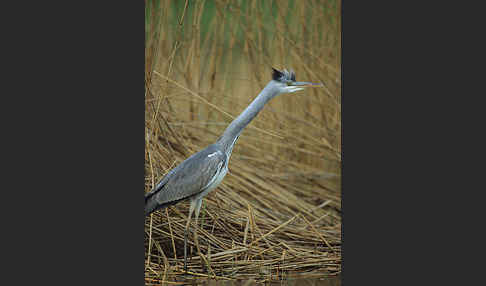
[193, 199, 206, 271]
[194, 199, 203, 255]
[184, 201, 196, 273]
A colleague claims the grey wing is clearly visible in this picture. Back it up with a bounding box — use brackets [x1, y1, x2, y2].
[145, 145, 226, 215]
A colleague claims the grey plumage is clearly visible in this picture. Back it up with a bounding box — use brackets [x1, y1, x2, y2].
[145, 144, 226, 215]
[145, 67, 323, 272]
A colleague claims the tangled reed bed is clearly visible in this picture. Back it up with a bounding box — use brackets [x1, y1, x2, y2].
[145, 190, 341, 283]
[145, 113, 341, 283]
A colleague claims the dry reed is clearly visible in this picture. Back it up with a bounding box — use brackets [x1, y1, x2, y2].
[145, 0, 341, 283]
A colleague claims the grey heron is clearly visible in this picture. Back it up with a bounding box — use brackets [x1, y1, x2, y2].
[145, 67, 323, 272]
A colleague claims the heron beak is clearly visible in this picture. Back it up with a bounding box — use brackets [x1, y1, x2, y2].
[291, 81, 325, 88]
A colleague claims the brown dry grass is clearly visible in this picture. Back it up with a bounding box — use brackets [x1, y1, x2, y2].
[145, 0, 341, 284]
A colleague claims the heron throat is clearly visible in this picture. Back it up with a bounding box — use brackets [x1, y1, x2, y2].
[216, 82, 279, 155]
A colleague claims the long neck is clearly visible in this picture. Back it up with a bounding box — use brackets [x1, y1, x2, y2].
[217, 82, 279, 155]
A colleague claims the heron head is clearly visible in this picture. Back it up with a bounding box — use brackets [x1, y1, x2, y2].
[271, 67, 324, 94]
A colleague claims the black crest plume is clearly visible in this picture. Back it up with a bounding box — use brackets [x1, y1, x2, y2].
[272, 67, 296, 82]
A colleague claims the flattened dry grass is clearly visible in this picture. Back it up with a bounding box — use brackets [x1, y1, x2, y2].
[145, 0, 341, 283]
